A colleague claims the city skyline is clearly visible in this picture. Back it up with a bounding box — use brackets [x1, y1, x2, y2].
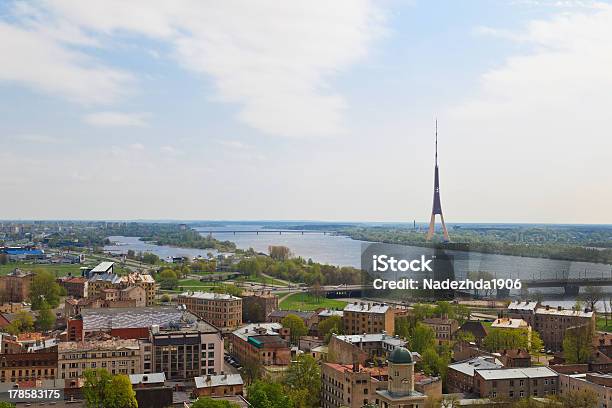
[1, 1, 611, 223]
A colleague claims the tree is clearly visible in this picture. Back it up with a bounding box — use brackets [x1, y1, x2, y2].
[36, 301, 56, 332]
[192, 397, 240, 408]
[563, 324, 594, 364]
[582, 286, 603, 312]
[141, 252, 159, 265]
[242, 358, 262, 385]
[455, 330, 476, 344]
[82, 369, 137, 408]
[409, 323, 436, 354]
[269, 246, 291, 261]
[281, 314, 308, 345]
[0, 402, 15, 408]
[157, 269, 179, 290]
[6, 310, 34, 335]
[160, 294, 171, 303]
[284, 354, 320, 408]
[247, 380, 294, 408]
[318, 315, 343, 343]
[557, 388, 598, 408]
[529, 331, 544, 355]
[30, 271, 61, 309]
[244, 302, 265, 323]
[483, 328, 530, 352]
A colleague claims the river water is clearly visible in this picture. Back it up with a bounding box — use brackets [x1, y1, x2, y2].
[104, 225, 612, 299]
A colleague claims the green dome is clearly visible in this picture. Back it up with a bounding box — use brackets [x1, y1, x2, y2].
[388, 347, 413, 364]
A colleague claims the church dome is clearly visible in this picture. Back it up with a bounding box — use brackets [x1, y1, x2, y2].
[388, 347, 413, 364]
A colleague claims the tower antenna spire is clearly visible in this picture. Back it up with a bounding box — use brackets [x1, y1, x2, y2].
[435, 118, 438, 165]
[427, 118, 449, 242]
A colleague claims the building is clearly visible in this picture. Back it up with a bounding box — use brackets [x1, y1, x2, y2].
[57, 338, 150, 380]
[129, 373, 173, 408]
[177, 291, 242, 329]
[447, 356, 504, 394]
[59, 277, 88, 298]
[0, 269, 34, 302]
[0, 350, 57, 383]
[490, 317, 532, 347]
[230, 323, 291, 367]
[422, 317, 459, 344]
[374, 347, 427, 408]
[321, 362, 388, 408]
[89, 261, 114, 275]
[343, 302, 395, 335]
[241, 291, 278, 323]
[193, 373, 244, 398]
[150, 318, 223, 379]
[267, 310, 317, 330]
[75, 306, 192, 340]
[88, 269, 156, 307]
[328, 333, 408, 365]
[318, 309, 344, 322]
[507, 301, 595, 351]
[499, 349, 531, 368]
[558, 372, 612, 408]
[474, 367, 558, 400]
[456, 321, 489, 346]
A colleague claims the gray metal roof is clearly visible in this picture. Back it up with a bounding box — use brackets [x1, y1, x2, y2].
[195, 374, 244, 388]
[449, 356, 504, 377]
[91, 261, 114, 273]
[129, 372, 166, 385]
[476, 367, 558, 380]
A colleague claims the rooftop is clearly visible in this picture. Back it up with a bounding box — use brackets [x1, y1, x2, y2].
[129, 373, 166, 385]
[491, 318, 529, 329]
[318, 309, 344, 318]
[268, 310, 316, 319]
[232, 323, 283, 341]
[535, 307, 593, 318]
[178, 291, 241, 301]
[449, 356, 504, 377]
[476, 367, 558, 380]
[58, 338, 142, 352]
[508, 301, 538, 311]
[334, 333, 407, 347]
[344, 302, 389, 314]
[81, 306, 216, 332]
[195, 374, 244, 389]
[91, 261, 114, 273]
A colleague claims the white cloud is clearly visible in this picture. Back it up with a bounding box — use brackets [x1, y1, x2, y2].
[0, 19, 131, 104]
[217, 140, 249, 150]
[83, 111, 150, 127]
[7, 0, 384, 138]
[12, 134, 62, 144]
[446, 3, 612, 222]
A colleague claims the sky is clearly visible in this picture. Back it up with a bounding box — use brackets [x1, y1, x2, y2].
[1, 0, 611, 223]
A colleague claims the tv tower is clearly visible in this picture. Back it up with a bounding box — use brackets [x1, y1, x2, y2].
[426, 120, 450, 242]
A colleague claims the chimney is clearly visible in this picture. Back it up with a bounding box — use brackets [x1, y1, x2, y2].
[557, 306, 562, 311]
[546, 305, 550, 310]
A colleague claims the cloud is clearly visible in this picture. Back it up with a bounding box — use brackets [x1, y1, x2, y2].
[83, 111, 150, 127]
[0, 18, 132, 104]
[12, 134, 62, 144]
[217, 140, 249, 150]
[446, 3, 612, 222]
[6, 1, 385, 138]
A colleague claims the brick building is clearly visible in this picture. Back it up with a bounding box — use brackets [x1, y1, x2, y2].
[177, 291, 242, 329]
[474, 367, 558, 400]
[321, 362, 388, 408]
[241, 291, 278, 323]
[0, 269, 34, 302]
[447, 356, 504, 394]
[0, 351, 57, 383]
[328, 333, 408, 365]
[230, 323, 291, 367]
[59, 277, 88, 298]
[422, 317, 459, 344]
[193, 373, 244, 398]
[343, 302, 395, 335]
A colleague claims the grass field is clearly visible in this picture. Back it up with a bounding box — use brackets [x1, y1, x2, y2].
[0, 262, 84, 277]
[597, 316, 612, 332]
[279, 292, 347, 311]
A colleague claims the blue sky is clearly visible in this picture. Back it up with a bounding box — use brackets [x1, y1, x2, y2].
[1, 0, 610, 223]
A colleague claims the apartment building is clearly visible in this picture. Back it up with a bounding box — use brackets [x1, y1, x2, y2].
[0, 351, 57, 383]
[230, 323, 291, 366]
[150, 319, 223, 380]
[343, 302, 395, 335]
[321, 362, 387, 408]
[447, 356, 504, 394]
[558, 372, 612, 408]
[57, 338, 151, 380]
[59, 276, 88, 298]
[177, 291, 242, 329]
[474, 367, 558, 400]
[507, 301, 595, 351]
[422, 317, 459, 344]
[328, 333, 407, 365]
[0, 269, 34, 302]
[241, 291, 278, 323]
[193, 373, 244, 398]
[88, 269, 157, 307]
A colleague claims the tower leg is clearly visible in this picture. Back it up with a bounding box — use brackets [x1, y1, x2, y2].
[426, 213, 436, 241]
[439, 213, 450, 242]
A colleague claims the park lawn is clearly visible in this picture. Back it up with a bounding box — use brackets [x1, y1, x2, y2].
[279, 292, 347, 311]
[0, 262, 84, 277]
[597, 316, 612, 332]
